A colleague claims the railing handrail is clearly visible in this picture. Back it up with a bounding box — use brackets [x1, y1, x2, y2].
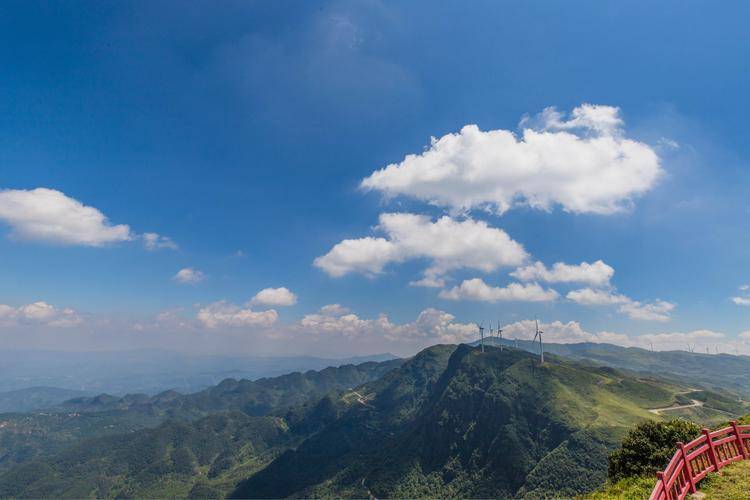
[649, 421, 750, 499]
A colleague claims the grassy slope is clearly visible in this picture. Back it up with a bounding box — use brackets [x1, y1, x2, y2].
[699, 459, 750, 499]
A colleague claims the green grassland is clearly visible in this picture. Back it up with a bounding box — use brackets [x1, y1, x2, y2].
[699, 459, 750, 499]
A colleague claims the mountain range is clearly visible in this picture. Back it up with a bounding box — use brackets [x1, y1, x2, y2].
[2, 342, 746, 498]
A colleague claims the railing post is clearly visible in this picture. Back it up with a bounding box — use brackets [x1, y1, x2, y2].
[731, 420, 748, 459]
[703, 428, 721, 472]
[656, 471, 667, 500]
[678, 442, 696, 493]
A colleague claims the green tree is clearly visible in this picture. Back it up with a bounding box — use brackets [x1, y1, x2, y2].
[608, 419, 701, 480]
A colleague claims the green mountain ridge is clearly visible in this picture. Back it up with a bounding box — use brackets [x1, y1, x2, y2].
[483, 338, 750, 397]
[57, 359, 404, 418]
[232, 344, 732, 498]
[0, 359, 403, 477]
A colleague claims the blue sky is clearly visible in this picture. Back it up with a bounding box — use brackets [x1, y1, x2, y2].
[1, 1, 750, 356]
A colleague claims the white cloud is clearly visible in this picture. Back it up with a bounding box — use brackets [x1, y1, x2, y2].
[197, 301, 278, 329]
[512, 260, 614, 287]
[619, 300, 675, 322]
[739, 284, 750, 291]
[319, 304, 350, 317]
[0, 188, 132, 246]
[731, 296, 750, 306]
[526, 104, 625, 136]
[439, 278, 558, 303]
[657, 137, 680, 150]
[173, 268, 206, 284]
[251, 287, 297, 307]
[314, 237, 401, 278]
[0, 187, 175, 249]
[315, 213, 528, 283]
[142, 232, 178, 250]
[361, 104, 662, 215]
[739, 331, 750, 340]
[500, 319, 630, 345]
[567, 287, 675, 322]
[409, 276, 446, 288]
[567, 288, 630, 306]
[299, 307, 477, 344]
[0, 301, 81, 327]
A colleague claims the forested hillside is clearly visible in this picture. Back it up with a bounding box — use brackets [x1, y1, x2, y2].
[0, 359, 402, 478]
[233, 344, 739, 498]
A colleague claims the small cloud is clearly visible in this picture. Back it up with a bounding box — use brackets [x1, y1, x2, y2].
[512, 260, 614, 287]
[657, 137, 680, 150]
[439, 278, 558, 303]
[143, 232, 178, 250]
[732, 296, 750, 307]
[197, 301, 277, 329]
[0, 300, 81, 327]
[250, 287, 297, 307]
[173, 268, 206, 284]
[319, 304, 350, 317]
[409, 276, 445, 288]
[618, 300, 675, 322]
[567, 288, 675, 322]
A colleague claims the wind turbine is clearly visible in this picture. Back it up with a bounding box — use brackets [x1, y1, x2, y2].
[477, 321, 484, 352]
[534, 320, 544, 364]
[497, 320, 503, 351]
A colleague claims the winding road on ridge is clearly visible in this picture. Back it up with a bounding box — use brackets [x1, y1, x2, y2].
[648, 399, 704, 415]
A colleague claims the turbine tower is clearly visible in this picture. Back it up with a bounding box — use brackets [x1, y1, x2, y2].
[497, 320, 503, 351]
[477, 322, 485, 353]
[532, 319, 544, 364]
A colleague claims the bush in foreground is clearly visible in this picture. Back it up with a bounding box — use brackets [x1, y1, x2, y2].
[607, 419, 701, 481]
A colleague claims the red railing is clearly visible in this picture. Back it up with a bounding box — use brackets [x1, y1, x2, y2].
[650, 421, 750, 499]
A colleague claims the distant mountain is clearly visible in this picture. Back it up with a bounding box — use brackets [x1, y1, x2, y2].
[232, 344, 728, 498]
[0, 387, 90, 414]
[0, 358, 403, 476]
[0, 349, 400, 395]
[57, 359, 404, 418]
[482, 338, 750, 396]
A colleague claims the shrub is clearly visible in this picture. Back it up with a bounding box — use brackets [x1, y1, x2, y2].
[608, 419, 701, 480]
